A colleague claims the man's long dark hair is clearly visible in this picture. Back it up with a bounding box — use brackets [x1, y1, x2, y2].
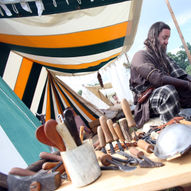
[144, 22, 171, 73]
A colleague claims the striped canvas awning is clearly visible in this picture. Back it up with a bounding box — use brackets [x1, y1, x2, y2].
[0, 0, 142, 75]
[0, 0, 142, 123]
[1, 50, 103, 126]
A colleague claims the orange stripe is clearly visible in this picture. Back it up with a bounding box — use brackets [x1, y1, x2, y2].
[57, 79, 96, 120]
[46, 76, 51, 121]
[0, 22, 128, 48]
[14, 58, 33, 99]
[54, 80, 71, 108]
[30, 52, 120, 70]
[50, 77, 63, 114]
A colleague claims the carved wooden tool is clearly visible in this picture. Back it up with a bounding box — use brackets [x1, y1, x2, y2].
[96, 151, 136, 172]
[97, 125, 107, 154]
[129, 147, 164, 167]
[113, 122, 128, 149]
[44, 119, 66, 151]
[99, 116, 115, 154]
[106, 119, 124, 151]
[35, 125, 56, 147]
[63, 108, 82, 146]
[137, 139, 154, 153]
[119, 118, 132, 142]
[121, 98, 138, 140]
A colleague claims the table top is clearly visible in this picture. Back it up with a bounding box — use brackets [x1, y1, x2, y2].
[56, 151, 191, 191]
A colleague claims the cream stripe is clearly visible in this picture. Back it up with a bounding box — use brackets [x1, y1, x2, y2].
[50, 83, 59, 120]
[30, 67, 48, 114]
[58, 83, 92, 122]
[0, 1, 131, 36]
[15, 47, 123, 66]
[2, 51, 22, 90]
[42, 81, 48, 116]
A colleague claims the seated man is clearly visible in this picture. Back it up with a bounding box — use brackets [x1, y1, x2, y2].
[129, 21, 191, 128]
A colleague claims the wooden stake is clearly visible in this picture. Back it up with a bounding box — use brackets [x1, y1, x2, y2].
[165, 0, 191, 65]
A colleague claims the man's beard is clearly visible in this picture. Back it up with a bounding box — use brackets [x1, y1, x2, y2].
[159, 44, 167, 58]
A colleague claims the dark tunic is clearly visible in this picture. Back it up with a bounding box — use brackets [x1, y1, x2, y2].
[129, 50, 188, 128]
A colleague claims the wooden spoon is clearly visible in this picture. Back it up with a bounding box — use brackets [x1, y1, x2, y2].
[44, 119, 66, 151]
[35, 125, 56, 147]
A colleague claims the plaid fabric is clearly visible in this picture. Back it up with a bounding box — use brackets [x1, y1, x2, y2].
[167, 57, 187, 78]
[149, 85, 180, 122]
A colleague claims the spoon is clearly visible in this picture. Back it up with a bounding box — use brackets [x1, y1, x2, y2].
[35, 125, 56, 147]
[44, 119, 66, 151]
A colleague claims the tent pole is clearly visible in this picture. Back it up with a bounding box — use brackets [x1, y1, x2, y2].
[165, 0, 191, 65]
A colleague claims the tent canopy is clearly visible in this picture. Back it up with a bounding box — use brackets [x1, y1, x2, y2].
[0, 0, 142, 75]
[0, 0, 142, 123]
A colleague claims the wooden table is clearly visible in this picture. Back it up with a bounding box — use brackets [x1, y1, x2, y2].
[56, 151, 191, 191]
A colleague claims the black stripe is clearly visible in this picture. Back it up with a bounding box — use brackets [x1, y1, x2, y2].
[37, 79, 47, 115]
[53, 84, 66, 112]
[56, 79, 99, 119]
[56, 81, 92, 127]
[44, 56, 117, 74]
[0, 0, 131, 19]
[0, 37, 125, 57]
[0, 45, 10, 77]
[22, 62, 42, 108]
[48, 81, 56, 119]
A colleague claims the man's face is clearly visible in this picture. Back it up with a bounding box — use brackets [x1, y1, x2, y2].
[158, 28, 170, 53]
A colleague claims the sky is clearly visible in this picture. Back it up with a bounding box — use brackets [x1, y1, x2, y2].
[128, 0, 191, 61]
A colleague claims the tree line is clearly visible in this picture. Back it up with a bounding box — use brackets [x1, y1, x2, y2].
[168, 42, 191, 75]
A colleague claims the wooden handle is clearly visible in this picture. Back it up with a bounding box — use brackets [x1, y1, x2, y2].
[119, 118, 132, 141]
[121, 98, 136, 128]
[106, 119, 118, 141]
[39, 152, 62, 161]
[56, 123, 77, 150]
[137, 139, 154, 153]
[97, 125, 106, 148]
[42, 162, 60, 170]
[113, 123, 125, 142]
[99, 116, 113, 143]
[129, 147, 144, 159]
[44, 119, 66, 151]
[95, 151, 112, 166]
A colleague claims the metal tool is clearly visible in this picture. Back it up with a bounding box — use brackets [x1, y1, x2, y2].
[117, 150, 156, 168]
[106, 119, 124, 151]
[99, 124, 138, 166]
[129, 147, 164, 167]
[96, 151, 136, 172]
[8, 169, 61, 191]
[99, 116, 115, 154]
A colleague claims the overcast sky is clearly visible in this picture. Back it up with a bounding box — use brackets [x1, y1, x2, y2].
[128, 0, 191, 61]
